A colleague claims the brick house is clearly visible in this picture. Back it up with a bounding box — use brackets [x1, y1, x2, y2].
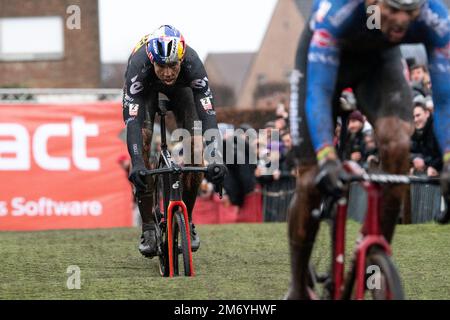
[204, 52, 255, 107]
[233, 0, 449, 109]
[0, 0, 100, 88]
[236, 0, 312, 109]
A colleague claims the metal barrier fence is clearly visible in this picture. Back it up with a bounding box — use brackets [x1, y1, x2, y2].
[261, 176, 296, 222]
[347, 181, 445, 224]
[259, 177, 444, 224]
[0, 88, 122, 102]
[410, 183, 444, 223]
[347, 182, 367, 223]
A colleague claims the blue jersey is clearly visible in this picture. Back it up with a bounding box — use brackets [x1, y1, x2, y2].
[305, 0, 450, 158]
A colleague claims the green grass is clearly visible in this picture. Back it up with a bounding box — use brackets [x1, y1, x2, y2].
[0, 221, 449, 299]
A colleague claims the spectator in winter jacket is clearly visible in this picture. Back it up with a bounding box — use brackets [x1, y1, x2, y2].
[222, 124, 257, 207]
[410, 64, 434, 111]
[366, 133, 380, 169]
[342, 110, 367, 166]
[410, 102, 443, 176]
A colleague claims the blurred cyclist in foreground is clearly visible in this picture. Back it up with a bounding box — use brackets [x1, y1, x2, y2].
[287, 0, 450, 299]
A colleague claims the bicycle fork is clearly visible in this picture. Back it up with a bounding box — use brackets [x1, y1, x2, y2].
[166, 172, 195, 277]
[167, 201, 195, 277]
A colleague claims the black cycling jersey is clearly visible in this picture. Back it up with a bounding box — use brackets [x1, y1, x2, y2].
[122, 43, 218, 132]
[122, 39, 220, 170]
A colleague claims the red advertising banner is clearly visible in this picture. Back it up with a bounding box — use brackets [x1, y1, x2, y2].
[0, 103, 133, 230]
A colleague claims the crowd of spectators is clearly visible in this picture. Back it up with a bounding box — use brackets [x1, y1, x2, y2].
[332, 88, 379, 172]
[332, 61, 442, 178]
[217, 101, 297, 222]
[254, 105, 296, 222]
[326, 60, 444, 224]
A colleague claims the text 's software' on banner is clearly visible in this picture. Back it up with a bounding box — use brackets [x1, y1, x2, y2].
[0, 103, 133, 231]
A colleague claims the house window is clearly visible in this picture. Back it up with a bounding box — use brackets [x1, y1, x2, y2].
[0, 16, 64, 61]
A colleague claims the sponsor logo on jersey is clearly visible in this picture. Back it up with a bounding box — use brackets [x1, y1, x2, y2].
[308, 52, 339, 65]
[289, 69, 302, 146]
[435, 42, 450, 59]
[311, 29, 337, 48]
[191, 77, 209, 89]
[172, 181, 180, 189]
[129, 104, 139, 116]
[124, 94, 134, 102]
[316, 0, 332, 23]
[420, 6, 450, 38]
[130, 75, 144, 95]
[430, 61, 450, 73]
[200, 97, 213, 111]
[141, 64, 151, 74]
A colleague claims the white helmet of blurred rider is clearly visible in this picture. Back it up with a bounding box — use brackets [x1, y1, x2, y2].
[383, 0, 426, 10]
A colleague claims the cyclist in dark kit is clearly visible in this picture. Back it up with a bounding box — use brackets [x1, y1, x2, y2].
[122, 25, 227, 258]
[287, 0, 450, 299]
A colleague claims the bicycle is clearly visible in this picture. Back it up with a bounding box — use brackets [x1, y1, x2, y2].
[139, 95, 222, 277]
[307, 160, 448, 300]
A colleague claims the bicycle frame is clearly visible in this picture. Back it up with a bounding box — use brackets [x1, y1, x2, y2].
[311, 161, 445, 300]
[331, 162, 392, 300]
[142, 100, 209, 278]
[157, 106, 195, 277]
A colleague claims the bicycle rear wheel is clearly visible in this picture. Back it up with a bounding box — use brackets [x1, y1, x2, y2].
[157, 212, 169, 277]
[364, 248, 404, 300]
[172, 210, 192, 276]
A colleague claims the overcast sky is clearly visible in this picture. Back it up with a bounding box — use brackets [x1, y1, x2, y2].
[98, 0, 277, 63]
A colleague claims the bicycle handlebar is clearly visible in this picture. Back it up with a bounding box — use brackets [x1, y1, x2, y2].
[139, 166, 208, 176]
[340, 161, 443, 185]
[139, 166, 224, 198]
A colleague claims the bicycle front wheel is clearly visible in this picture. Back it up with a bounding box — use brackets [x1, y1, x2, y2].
[364, 248, 404, 300]
[172, 210, 192, 276]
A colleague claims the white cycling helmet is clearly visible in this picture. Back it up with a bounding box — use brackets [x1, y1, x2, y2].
[383, 0, 426, 10]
